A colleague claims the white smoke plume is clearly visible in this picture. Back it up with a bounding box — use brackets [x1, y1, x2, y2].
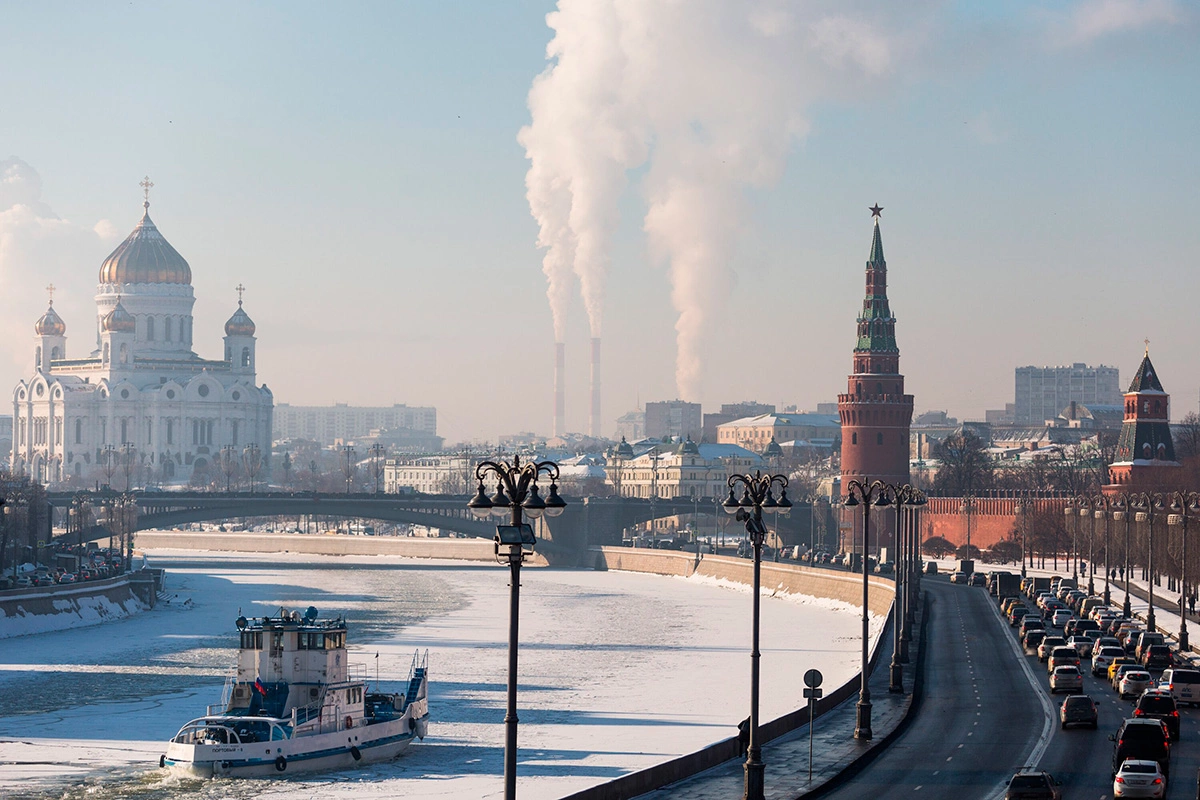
[522, 0, 908, 400]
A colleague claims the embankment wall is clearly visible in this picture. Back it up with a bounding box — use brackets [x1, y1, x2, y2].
[0, 576, 146, 639]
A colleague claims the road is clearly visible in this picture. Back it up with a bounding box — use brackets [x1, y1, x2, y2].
[826, 576, 1200, 799]
[821, 578, 1048, 800]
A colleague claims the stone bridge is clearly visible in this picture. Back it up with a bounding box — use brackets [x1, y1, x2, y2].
[47, 491, 823, 563]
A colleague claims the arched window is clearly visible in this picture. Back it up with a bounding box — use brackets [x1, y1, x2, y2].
[102, 343, 109, 364]
[231, 420, 239, 446]
[120, 419, 128, 444]
[165, 317, 173, 342]
[119, 343, 128, 364]
[241, 347, 251, 367]
[1143, 443, 1152, 459]
[166, 418, 174, 445]
[146, 317, 155, 341]
[75, 419, 82, 444]
[51, 346, 61, 359]
[851, 433, 858, 445]
[35, 346, 42, 365]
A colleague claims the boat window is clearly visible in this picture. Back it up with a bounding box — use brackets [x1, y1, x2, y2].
[240, 631, 263, 650]
[270, 631, 284, 656]
[271, 725, 292, 740]
[324, 632, 344, 649]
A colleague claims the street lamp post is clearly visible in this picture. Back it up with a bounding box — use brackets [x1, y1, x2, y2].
[1133, 493, 1162, 631]
[898, 489, 926, 666]
[1094, 495, 1114, 606]
[467, 456, 566, 800]
[1064, 505, 1079, 583]
[1073, 496, 1095, 595]
[889, 485, 922, 686]
[1167, 491, 1198, 650]
[723, 470, 791, 800]
[844, 479, 891, 741]
[342, 445, 356, 495]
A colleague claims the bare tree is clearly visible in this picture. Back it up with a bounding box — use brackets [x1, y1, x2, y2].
[932, 430, 993, 496]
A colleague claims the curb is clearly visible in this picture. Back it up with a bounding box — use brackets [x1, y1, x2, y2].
[796, 589, 932, 799]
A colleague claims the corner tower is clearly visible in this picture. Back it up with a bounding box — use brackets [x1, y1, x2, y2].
[838, 206, 914, 491]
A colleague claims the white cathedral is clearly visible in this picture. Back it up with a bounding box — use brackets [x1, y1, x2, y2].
[11, 187, 273, 486]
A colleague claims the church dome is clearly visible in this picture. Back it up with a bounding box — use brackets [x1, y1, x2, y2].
[101, 298, 136, 333]
[34, 303, 66, 336]
[98, 204, 192, 285]
[225, 302, 256, 336]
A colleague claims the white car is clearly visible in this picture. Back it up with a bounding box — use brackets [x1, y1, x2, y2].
[1050, 665, 1084, 694]
[1113, 758, 1166, 798]
[1119, 670, 1154, 699]
[1068, 635, 1094, 658]
[1051, 609, 1074, 628]
[1093, 646, 1126, 677]
[1158, 668, 1200, 707]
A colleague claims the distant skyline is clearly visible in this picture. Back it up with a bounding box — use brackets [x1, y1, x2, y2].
[1, 1, 1197, 444]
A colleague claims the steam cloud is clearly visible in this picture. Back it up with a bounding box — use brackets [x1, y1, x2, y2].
[521, 1, 901, 401]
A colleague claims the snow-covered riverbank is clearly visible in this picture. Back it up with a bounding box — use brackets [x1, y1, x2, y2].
[0, 549, 879, 800]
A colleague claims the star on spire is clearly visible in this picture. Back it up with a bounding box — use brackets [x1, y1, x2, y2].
[869, 204, 883, 219]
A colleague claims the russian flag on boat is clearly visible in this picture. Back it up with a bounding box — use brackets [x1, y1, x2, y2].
[254, 677, 267, 696]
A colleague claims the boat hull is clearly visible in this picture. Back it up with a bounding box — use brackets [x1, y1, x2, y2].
[165, 713, 429, 778]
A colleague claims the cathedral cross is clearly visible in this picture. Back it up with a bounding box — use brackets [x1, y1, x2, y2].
[1145, 338, 1150, 355]
[139, 175, 154, 205]
[46, 283, 55, 305]
[236, 283, 246, 305]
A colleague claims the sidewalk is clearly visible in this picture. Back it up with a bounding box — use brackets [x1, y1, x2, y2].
[641, 598, 925, 799]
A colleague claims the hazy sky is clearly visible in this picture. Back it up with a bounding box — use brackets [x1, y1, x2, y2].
[1, 1, 1196, 444]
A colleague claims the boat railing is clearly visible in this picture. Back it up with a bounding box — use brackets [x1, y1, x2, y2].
[347, 662, 368, 682]
[206, 676, 236, 715]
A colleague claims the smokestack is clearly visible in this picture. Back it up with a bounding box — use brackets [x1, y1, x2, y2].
[554, 342, 565, 437]
[590, 337, 601, 438]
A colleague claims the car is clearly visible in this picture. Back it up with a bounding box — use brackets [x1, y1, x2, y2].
[1068, 635, 1095, 658]
[950, 571, 968, 584]
[1113, 758, 1167, 798]
[1133, 691, 1180, 741]
[1039, 636, 1068, 662]
[1158, 668, 1200, 706]
[1060, 694, 1099, 729]
[924, 561, 938, 574]
[1024, 630, 1047, 651]
[1048, 646, 1081, 674]
[1110, 718, 1171, 778]
[1120, 670, 1155, 699]
[1051, 609, 1074, 628]
[1009, 606, 1031, 626]
[1051, 665, 1084, 694]
[1004, 770, 1062, 800]
[874, 561, 894, 574]
[56, 572, 76, 584]
[1141, 645, 1173, 671]
[1019, 617, 1046, 638]
[1094, 646, 1128, 677]
[969, 572, 986, 587]
[1097, 635, 1123, 650]
[1112, 662, 1141, 688]
[1134, 633, 1166, 663]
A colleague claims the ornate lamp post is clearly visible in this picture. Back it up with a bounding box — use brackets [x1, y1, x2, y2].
[342, 445, 356, 495]
[1013, 494, 1028, 580]
[1075, 496, 1095, 595]
[1063, 505, 1079, 582]
[1166, 491, 1199, 650]
[888, 485, 922, 688]
[844, 479, 891, 741]
[899, 490, 926, 663]
[1093, 495, 1114, 606]
[467, 456, 566, 800]
[723, 470, 791, 800]
[1133, 493, 1162, 631]
[1112, 494, 1135, 618]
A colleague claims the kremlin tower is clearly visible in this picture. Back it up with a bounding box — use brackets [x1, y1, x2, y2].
[838, 206, 914, 498]
[1104, 344, 1182, 493]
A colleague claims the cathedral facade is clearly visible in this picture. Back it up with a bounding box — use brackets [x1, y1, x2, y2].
[11, 189, 272, 486]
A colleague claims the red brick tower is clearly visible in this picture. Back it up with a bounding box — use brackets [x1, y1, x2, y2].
[839, 206, 914, 496]
[1104, 345, 1182, 493]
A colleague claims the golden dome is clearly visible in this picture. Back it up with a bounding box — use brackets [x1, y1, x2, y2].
[34, 303, 66, 336]
[101, 297, 136, 333]
[98, 203, 192, 285]
[224, 302, 256, 336]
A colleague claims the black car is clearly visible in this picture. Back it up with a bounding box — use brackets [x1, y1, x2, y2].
[1142, 645, 1173, 671]
[1060, 695, 1098, 730]
[1024, 630, 1046, 651]
[1134, 691, 1181, 741]
[1110, 718, 1171, 777]
[1004, 770, 1061, 800]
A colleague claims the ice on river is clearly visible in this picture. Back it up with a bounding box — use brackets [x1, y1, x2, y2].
[0, 549, 880, 800]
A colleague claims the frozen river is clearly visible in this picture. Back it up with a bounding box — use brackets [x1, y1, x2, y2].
[0, 549, 880, 800]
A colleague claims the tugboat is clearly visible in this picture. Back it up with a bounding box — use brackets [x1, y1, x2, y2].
[163, 607, 428, 777]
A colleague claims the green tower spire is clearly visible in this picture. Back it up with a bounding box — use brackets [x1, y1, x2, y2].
[854, 216, 898, 353]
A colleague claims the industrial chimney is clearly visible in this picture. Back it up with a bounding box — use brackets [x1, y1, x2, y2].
[554, 342, 565, 437]
[590, 337, 601, 438]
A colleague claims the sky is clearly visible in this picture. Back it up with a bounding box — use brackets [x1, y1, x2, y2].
[0, 0, 1197, 445]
